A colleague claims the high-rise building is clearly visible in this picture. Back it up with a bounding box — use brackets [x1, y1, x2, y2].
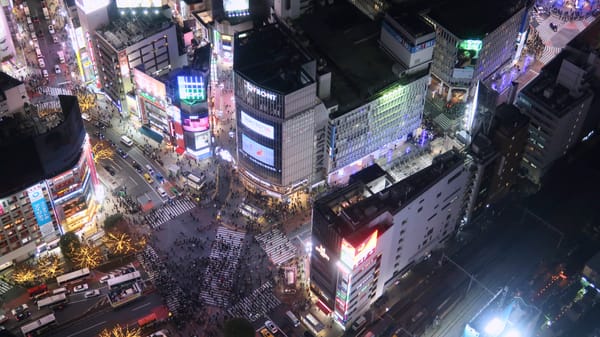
[310, 150, 470, 327]
[424, 0, 530, 133]
[297, 2, 433, 186]
[0, 73, 29, 119]
[0, 85, 99, 266]
[93, 12, 185, 109]
[233, 24, 328, 198]
[516, 55, 595, 186]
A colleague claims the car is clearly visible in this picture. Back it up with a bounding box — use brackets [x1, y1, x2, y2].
[73, 283, 89, 293]
[259, 328, 275, 337]
[265, 320, 278, 334]
[84, 289, 101, 298]
[42, 69, 48, 78]
[48, 25, 55, 34]
[144, 173, 154, 184]
[157, 187, 168, 199]
[31, 32, 37, 42]
[53, 35, 59, 44]
[11, 304, 30, 321]
[54, 65, 61, 74]
[103, 165, 116, 176]
[146, 165, 155, 175]
[0, 314, 8, 324]
[131, 160, 142, 172]
[117, 148, 128, 159]
[99, 274, 115, 283]
[28, 23, 35, 32]
[38, 58, 45, 68]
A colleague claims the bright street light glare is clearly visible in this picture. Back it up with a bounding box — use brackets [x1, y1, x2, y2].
[484, 317, 505, 336]
[505, 329, 521, 337]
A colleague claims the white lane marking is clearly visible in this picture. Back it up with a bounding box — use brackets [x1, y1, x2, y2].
[65, 321, 107, 337]
[131, 302, 151, 311]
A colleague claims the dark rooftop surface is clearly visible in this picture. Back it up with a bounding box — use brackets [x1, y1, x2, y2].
[315, 150, 464, 244]
[493, 103, 529, 135]
[234, 24, 314, 95]
[0, 72, 23, 93]
[384, 12, 435, 39]
[426, 0, 528, 39]
[520, 68, 592, 118]
[97, 14, 173, 50]
[297, 1, 403, 115]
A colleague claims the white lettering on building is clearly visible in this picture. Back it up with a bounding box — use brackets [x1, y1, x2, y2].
[316, 244, 330, 261]
[245, 81, 277, 101]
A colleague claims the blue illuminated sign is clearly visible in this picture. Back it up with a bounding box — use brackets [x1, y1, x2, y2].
[177, 76, 206, 102]
[27, 185, 53, 227]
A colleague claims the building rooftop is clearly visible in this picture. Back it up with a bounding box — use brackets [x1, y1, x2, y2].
[315, 149, 465, 244]
[234, 24, 314, 95]
[493, 103, 529, 136]
[426, 0, 527, 39]
[385, 11, 435, 39]
[297, 1, 427, 117]
[96, 14, 173, 50]
[0, 72, 23, 94]
[520, 69, 592, 119]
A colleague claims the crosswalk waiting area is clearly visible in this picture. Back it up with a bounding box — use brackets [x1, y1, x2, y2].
[144, 198, 196, 229]
[255, 229, 297, 266]
[200, 227, 246, 308]
[0, 276, 13, 296]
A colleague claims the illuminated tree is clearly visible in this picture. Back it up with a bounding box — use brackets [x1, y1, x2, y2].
[104, 232, 135, 256]
[92, 142, 115, 163]
[11, 262, 37, 286]
[77, 92, 97, 113]
[72, 244, 104, 269]
[97, 325, 142, 337]
[36, 253, 64, 280]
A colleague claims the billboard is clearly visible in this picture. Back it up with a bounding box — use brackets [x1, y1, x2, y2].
[453, 39, 482, 79]
[133, 68, 166, 101]
[224, 0, 249, 13]
[116, 0, 163, 8]
[241, 134, 274, 167]
[182, 116, 209, 132]
[241, 111, 274, 139]
[27, 184, 53, 228]
[177, 75, 206, 102]
[340, 230, 378, 268]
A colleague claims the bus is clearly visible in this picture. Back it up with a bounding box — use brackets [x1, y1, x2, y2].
[107, 271, 141, 289]
[185, 173, 204, 190]
[20, 313, 57, 336]
[37, 293, 67, 310]
[56, 268, 90, 286]
[27, 284, 48, 298]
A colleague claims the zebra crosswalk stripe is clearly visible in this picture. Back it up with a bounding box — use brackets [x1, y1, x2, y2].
[145, 199, 196, 228]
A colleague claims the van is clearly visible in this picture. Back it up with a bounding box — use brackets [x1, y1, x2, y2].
[120, 135, 134, 147]
[57, 51, 65, 63]
[157, 187, 168, 199]
[286, 311, 300, 327]
[351, 316, 367, 331]
[42, 7, 49, 20]
[53, 287, 68, 295]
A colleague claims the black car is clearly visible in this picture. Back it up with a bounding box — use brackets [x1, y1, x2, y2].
[117, 148, 128, 159]
[131, 161, 143, 173]
[103, 165, 116, 176]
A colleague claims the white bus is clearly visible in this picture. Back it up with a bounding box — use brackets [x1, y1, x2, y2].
[286, 311, 300, 327]
[37, 293, 67, 310]
[120, 135, 134, 147]
[56, 268, 90, 286]
[185, 173, 204, 190]
[20, 313, 57, 336]
[107, 271, 141, 289]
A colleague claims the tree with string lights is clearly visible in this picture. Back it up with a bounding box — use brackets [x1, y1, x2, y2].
[97, 324, 142, 337]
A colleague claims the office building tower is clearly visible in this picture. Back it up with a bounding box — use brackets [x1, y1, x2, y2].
[310, 150, 470, 327]
[0, 87, 99, 266]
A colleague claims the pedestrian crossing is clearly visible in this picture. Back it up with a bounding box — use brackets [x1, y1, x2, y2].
[255, 229, 297, 266]
[144, 198, 196, 229]
[36, 86, 73, 96]
[539, 45, 562, 65]
[0, 277, 13, 296]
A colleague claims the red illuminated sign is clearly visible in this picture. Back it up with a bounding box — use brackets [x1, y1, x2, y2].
[340, 230, 378, 268]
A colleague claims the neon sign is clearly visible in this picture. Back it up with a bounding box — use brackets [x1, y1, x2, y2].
[315, 244, 330, 261]
[340, 230, 378, 268]
[178, 76, 206, 102]
[245, 81, 277, 101]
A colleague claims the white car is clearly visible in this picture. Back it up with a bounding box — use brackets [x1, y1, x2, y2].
[99, 274, 115, 283]
[84, 289, 101, 298]
[42, 69, 48, 78]
[73, 283, 89, 293]
[265, 320, 278, 334]
[48, 25, 55, 34]
[54, 65, 61, 74]
[38, 58, 45, 68]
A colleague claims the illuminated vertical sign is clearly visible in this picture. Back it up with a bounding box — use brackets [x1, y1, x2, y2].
[339, 230, 378, 268]
[27, 184, 53, 228]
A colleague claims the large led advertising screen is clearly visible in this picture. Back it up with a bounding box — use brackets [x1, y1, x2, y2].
[224, 0, 249, 13]
[133, 68, 166, 101]
[241, 111, 274, 139]
[182, 116, 210, 132]
[242, 134, 274, 167]
[177, 75, 206, 102]
[453, 39, 482, 79]
[340, 230, 378, 268]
